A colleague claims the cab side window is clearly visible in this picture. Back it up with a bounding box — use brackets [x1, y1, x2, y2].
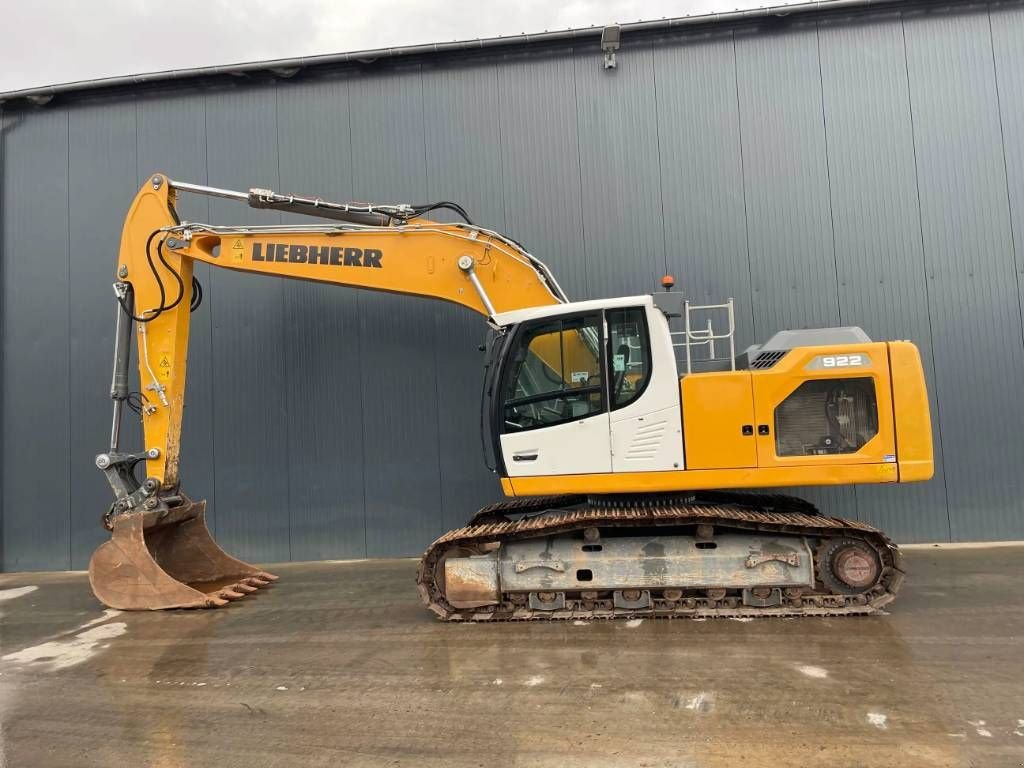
[501, 313, 604, 432]
[606, 307, 651, 410]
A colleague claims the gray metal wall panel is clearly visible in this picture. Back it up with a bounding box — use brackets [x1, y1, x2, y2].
[1, 109, 71, 570]
[574, 41, 666, 299]
[421, 59, 507, 530]
[734, 24, 841, 338]
[652, 29, 756, 350]
[733, 24, 853, 517]
[904, 11, 1024, 540]
[67, 100, 139, 568]
[497, 50, 588, 299]
[817, 16, 950, 542]
[135, 90, 216, 530]
[348, 65, 443, 557]
[204, 85, 292, 563]
[276, 76, 367, 561]
[991, 7, 1024, 533]
[9, 4, 1024, 572]
[0, 108, 5, 571]
[993, 6, 1024, 272]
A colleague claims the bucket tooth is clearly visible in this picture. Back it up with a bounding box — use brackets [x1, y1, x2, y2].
[88, 497, 278, 610]
[232, 583, 258, 594]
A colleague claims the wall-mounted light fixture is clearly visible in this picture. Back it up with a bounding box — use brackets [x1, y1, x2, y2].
[601, 25, 621, 70]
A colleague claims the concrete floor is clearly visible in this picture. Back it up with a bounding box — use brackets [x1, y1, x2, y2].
[0, 548, 1022, 767]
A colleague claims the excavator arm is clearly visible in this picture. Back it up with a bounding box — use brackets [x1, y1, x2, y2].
[114, 174, 565, 490]
[91, 173, 565, 610]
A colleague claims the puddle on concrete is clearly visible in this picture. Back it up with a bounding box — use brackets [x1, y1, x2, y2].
[683, 692, 715, 713]
[796, 664, 829, 679]
[967, 720, 993, 738]
[2, 622, 127, 671]
[76, 609, 122, 631]
[0, 586, 38, 603]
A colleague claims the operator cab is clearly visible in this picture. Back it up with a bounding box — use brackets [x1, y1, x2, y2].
[484, 295, 685, 478]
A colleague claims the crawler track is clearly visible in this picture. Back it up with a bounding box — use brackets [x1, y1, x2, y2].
[416, 492, 904, 621]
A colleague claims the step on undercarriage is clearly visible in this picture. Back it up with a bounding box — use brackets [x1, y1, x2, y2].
[416, 492, 903, 621]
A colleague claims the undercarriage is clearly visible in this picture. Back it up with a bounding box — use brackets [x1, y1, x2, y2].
[417, 492, 903, 620]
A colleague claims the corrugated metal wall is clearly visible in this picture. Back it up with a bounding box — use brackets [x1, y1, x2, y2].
[2, 1, 1023, 571]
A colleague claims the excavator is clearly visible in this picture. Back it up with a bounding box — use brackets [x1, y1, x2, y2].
[89, 173, 933, 619]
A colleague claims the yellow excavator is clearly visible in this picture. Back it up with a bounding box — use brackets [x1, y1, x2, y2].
[89, 173, 933, 618]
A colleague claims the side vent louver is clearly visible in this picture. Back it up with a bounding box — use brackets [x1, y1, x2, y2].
[749, 350, 788, 369]
[626, 420, 667, 461]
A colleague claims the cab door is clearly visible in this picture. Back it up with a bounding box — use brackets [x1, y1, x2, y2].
[498, 311, 612, 477]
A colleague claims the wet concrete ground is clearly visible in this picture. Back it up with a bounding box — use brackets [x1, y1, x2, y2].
[0, 547, 1022, 767]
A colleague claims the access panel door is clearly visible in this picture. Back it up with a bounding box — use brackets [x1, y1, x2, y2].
[499, 312, 612, 477]
[751, 343, 896, 469]
[681, 371, 758, 470]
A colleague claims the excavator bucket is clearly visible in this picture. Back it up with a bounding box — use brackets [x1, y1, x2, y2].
[88, 498, 277, 610]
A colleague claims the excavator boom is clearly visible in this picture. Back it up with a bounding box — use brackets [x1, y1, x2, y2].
[112, 174, 566, 490]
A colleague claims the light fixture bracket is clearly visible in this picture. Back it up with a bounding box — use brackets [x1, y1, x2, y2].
[601, 25, 621, 70]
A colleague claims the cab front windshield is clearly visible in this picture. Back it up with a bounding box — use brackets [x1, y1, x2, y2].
[501, 313, 603, 432]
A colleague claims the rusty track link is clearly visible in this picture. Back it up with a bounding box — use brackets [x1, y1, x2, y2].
[416, 492, 904, 621]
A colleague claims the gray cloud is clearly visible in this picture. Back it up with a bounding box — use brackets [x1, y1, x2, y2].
[0, 0, 788, 92]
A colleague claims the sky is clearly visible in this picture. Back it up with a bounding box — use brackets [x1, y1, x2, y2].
[0, 0, 799, 92]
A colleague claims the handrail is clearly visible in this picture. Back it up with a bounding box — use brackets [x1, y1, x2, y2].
[671, 298, 736, 374]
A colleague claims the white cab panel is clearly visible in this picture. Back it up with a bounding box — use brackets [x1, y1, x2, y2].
[610, 305, 684, 472]
[500, 413, 612, 477]
[496, 297, 683, 478]
[611, 405, 683, 471]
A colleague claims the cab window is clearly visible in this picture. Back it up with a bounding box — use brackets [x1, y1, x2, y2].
[501, 313, 603, 432]
[606, 307, 651, 410]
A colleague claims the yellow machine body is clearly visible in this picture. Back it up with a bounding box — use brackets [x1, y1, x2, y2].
[501, 340, 931, 496]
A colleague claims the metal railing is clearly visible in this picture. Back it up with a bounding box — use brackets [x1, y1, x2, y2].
[670, 298, 736, 374]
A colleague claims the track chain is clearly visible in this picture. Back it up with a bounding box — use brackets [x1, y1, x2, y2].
[416, 491, 904, 621]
